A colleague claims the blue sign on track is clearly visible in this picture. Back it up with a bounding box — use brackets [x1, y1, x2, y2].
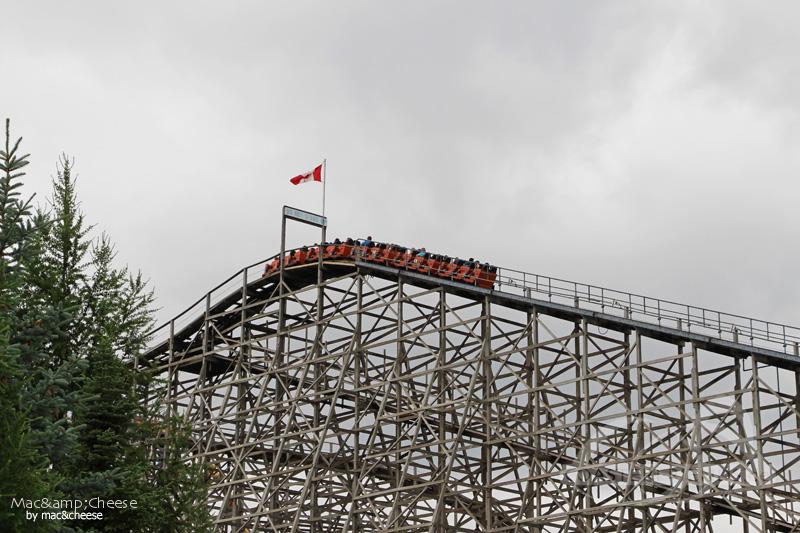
[283, 206, 327, 228]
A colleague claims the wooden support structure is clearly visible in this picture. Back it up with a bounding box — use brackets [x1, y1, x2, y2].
[139, 243, 800, 532]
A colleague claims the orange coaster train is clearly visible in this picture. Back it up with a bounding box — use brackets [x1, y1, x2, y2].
[263, 238, 498, 289]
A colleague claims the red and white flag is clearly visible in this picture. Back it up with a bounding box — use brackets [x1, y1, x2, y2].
[290, 164, 323, 185]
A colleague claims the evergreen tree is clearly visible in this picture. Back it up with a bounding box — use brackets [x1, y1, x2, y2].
[0, 119, 59, 531]
[1, 119, 213, 532]
[36, 157, 212, 532]
[26, 155, 93, 367]
[15, 155, 87, 480]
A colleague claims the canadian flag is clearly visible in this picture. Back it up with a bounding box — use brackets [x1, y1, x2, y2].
[290, 164, 323, 185]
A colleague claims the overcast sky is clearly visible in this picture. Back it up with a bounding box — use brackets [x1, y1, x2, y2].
[2, 1, 798, 332]
[3, 4, 797, 530]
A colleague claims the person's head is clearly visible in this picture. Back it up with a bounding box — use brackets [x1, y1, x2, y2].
[367, 235, 373, 240]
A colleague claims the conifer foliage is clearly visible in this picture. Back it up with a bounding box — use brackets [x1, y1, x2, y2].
[0, 119, 213, 532]
[0, 118, 57, 532]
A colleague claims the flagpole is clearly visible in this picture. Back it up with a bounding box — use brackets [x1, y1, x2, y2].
[322, 158, 327, 217]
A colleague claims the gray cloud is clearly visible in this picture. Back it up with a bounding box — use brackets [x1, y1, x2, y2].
[3, 4, 799, 529]
[1, 0, 798, 334]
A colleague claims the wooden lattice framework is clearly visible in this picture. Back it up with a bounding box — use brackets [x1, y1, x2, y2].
[141, 255, 800, 532]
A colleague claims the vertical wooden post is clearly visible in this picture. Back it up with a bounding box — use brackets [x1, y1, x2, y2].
[482, 297, 493, 530]
[751, 359, 770, 532]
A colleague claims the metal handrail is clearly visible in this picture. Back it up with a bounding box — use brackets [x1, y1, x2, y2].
[147, 243, 800, 357]
[494, 265, 800, 356]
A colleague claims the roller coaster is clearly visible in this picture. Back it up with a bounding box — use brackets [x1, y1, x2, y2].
[263, 240, 497, 289]
[142, 231, 800, 532]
